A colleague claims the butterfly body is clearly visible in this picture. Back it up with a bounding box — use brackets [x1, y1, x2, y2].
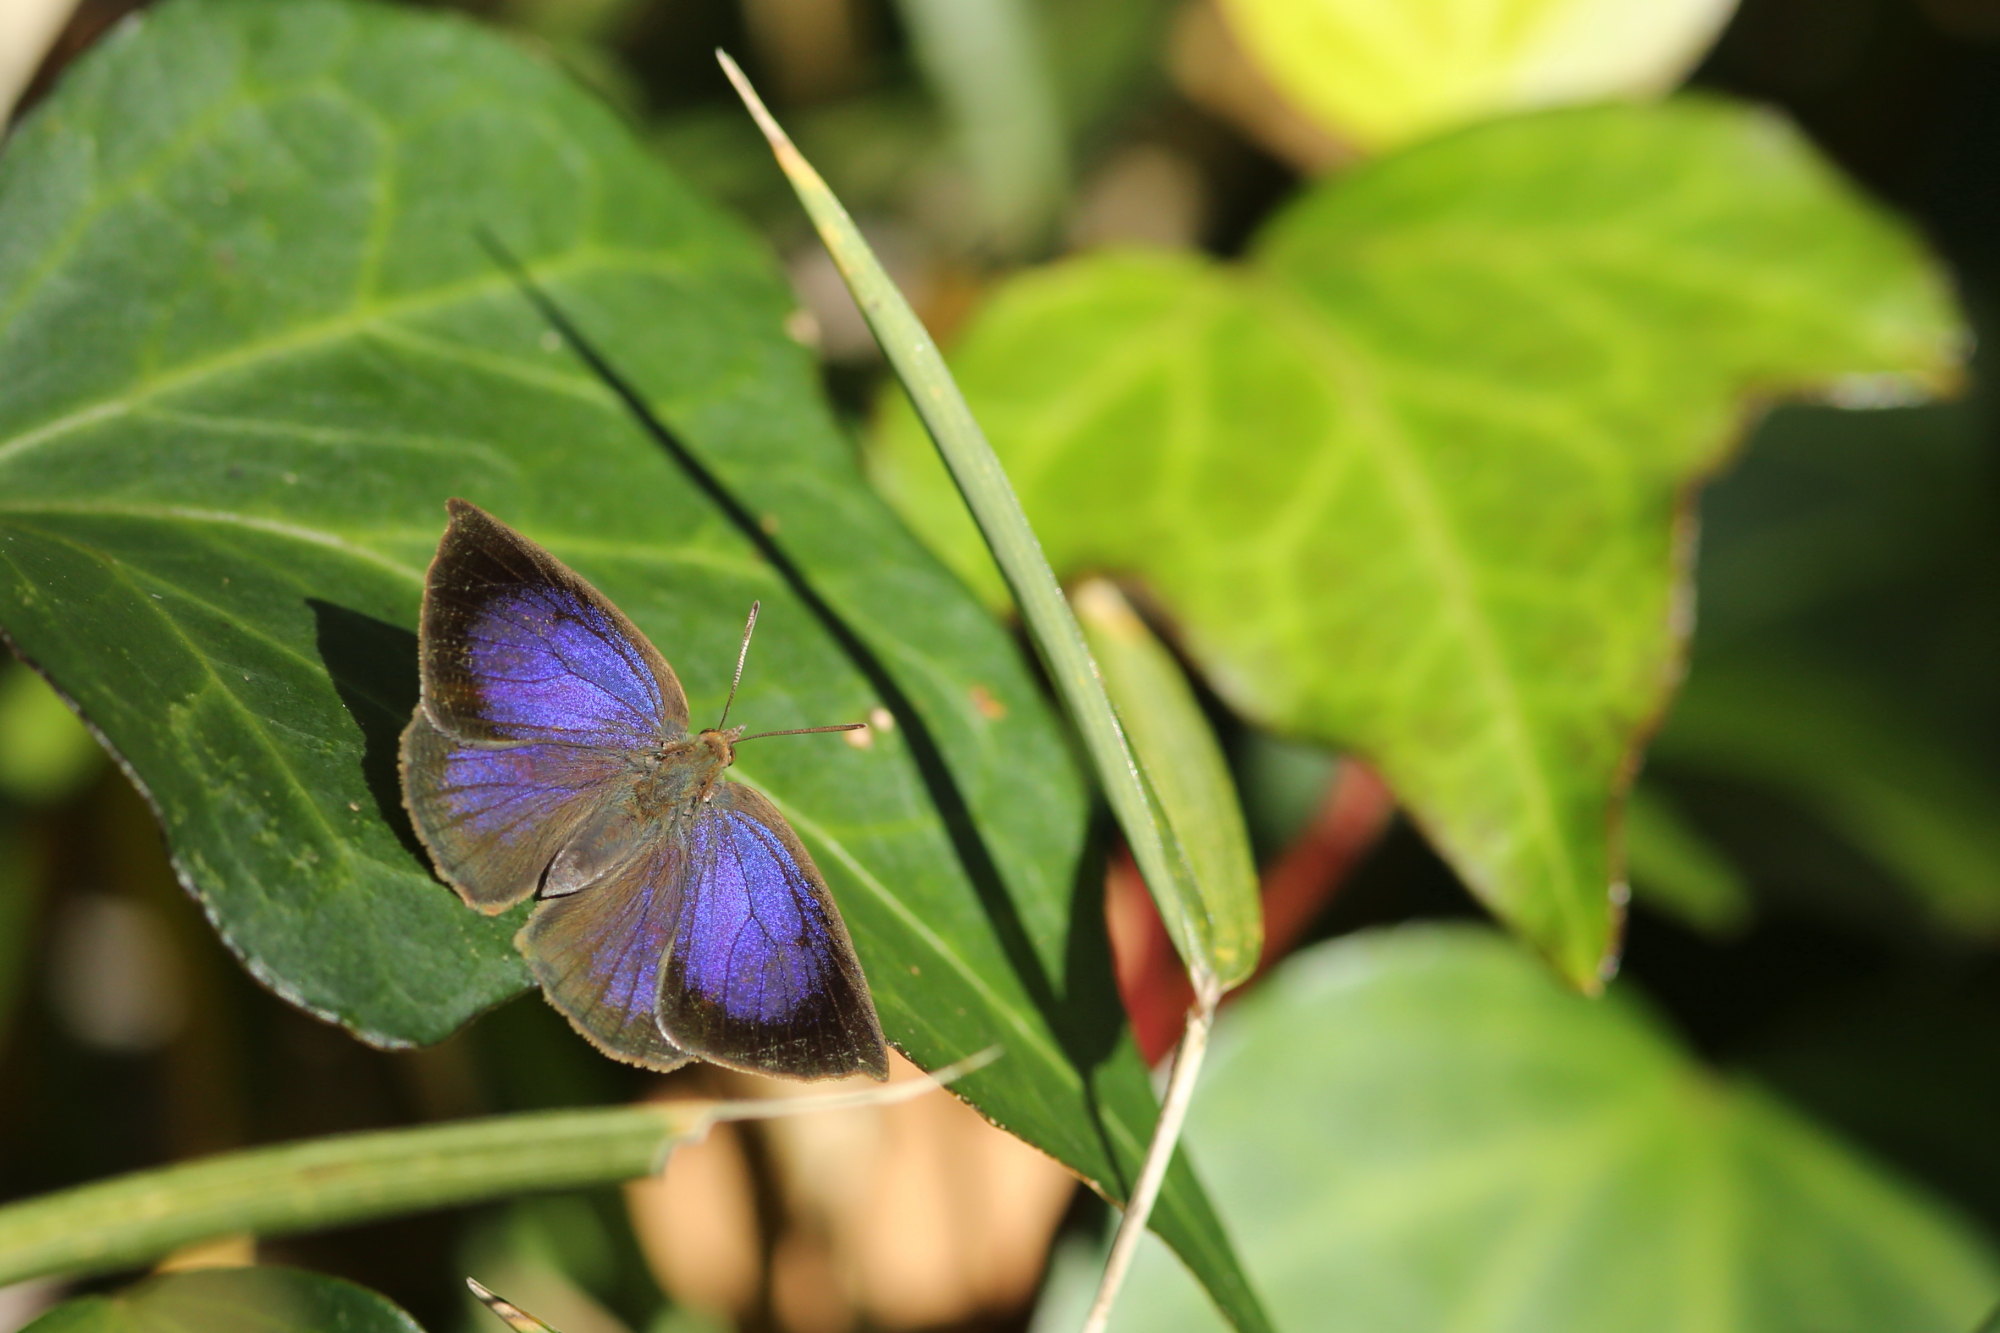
[632, 728, 740, 819]
[399, 499, 888, 1081]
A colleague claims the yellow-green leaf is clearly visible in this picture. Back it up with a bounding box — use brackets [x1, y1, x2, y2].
[869, 98, 1964, 988]
[1218, 0, 1738, 151]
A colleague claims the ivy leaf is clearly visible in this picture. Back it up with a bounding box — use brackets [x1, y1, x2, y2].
[23, 1266, 423, 1333]
[1035, 927, 2000, 1331]
[0, 1, 1259, 1323]
[869, 98, 1964, 987]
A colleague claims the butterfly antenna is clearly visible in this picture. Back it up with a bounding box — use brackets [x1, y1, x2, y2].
[736, 722, 868, 743]
[716, 601, 759, 731]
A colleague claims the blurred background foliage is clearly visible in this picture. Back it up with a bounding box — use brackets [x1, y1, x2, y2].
[1, 0, 1998, 1329]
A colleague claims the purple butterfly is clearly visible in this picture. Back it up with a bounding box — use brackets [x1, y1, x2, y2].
[399, 499, 887, 1080]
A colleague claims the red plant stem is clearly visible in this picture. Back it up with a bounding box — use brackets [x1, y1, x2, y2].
[1107, 761, 1395, 1063]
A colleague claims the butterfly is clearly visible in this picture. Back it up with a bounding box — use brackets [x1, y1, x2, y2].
[399, 499, 888, 1080]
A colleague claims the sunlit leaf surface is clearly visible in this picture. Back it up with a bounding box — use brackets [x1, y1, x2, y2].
[870, 99, 1963, 987]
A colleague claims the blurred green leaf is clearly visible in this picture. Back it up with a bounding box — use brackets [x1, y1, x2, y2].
[1659, 656, 2000, 937]
[1076, 579, 1262, 987]
[0, 661, 101, 803]
[1216, 0, 1737, 152]
[1681, 402, 1988, 648]
[1232, 729, 1342, 861]
[643, 1312, 727, 1333]
[653, 93, 948, 251]
[892, 0, 1067, 250]
[0, 0, 1249, 1303]
[1653, 397, 2000, 937]
[459, 1194, 652, 1333]
[1624, 785, 1752, 935]
[23, 1266, 423, 1333]
[1036, 0, 1176, 135]
[1750, 971, 2000, 1242]
[1035, 926, 2000, 1332]
[870, 97, 1963, 988]
[499, 0, 643, 44]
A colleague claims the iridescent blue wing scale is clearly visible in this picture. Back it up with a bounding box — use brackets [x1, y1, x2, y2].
[399, 498, 688, 912]
[414, 498, 686, 747]
[656, 782, 888, 1080]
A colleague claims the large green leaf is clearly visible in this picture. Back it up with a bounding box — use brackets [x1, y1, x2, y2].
[1035, 926, 2000, 1332]
[869, 99, 1963, 987]
[0, 2, 1259, 1324]
[23, 1266, 422, 1333]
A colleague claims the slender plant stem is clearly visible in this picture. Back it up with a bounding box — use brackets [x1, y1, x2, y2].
[0, 1059, 988, 1287]
[0, 1104, 695, 1286]
[1081, 979, 1220, 1333]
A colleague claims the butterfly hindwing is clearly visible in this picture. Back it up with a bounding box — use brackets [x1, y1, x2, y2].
[517, 826, 692, 1072]
[657, 782, 888, 1080]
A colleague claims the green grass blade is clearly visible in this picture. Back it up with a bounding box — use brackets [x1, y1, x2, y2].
[1075, 580, 1262, 989]
[714, 52, 1218, 993]
[0, 1106, 702, 1285]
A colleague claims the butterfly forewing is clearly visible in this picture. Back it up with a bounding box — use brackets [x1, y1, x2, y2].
[402, 500, 687, 912]
[417, 499, 687, 746]
[656, 782, 888, 1080]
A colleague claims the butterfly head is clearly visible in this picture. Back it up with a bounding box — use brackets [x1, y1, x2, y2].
[695, 726, 743, 771]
